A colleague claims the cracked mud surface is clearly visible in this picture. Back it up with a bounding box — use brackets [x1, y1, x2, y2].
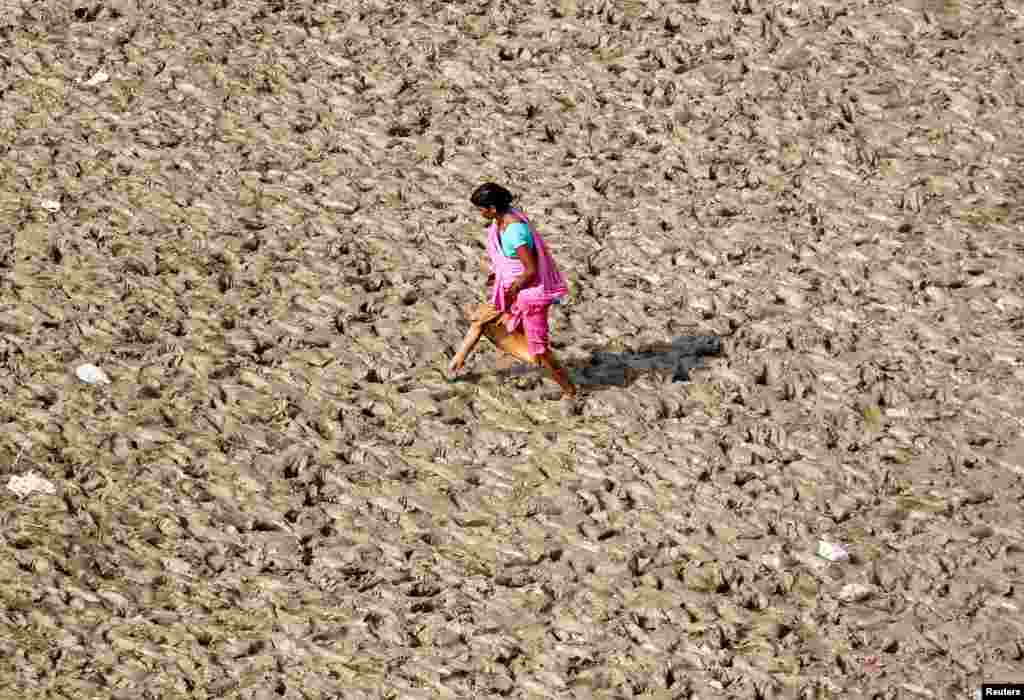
[2, 0, 1023, 698]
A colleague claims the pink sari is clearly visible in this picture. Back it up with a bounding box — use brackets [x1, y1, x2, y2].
[486, 209, 568, 356]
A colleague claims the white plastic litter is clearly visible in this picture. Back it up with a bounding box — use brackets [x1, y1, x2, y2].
[7, 471, 56, 499]
[76, 363, 111, 385]
[838, 583, 876, 603]
[817, 540, 850, 562]
[83, 70, 110, 87]
[40, 199, 61, 213]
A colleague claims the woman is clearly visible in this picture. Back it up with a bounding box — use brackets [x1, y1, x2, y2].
[448, 183, 577, 399]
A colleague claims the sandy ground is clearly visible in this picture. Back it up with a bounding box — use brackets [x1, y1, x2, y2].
[1, 0, 1023, 698]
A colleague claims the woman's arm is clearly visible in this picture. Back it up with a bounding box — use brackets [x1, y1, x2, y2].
[507, 244, 538, 298]
[483, 258, 495, 287]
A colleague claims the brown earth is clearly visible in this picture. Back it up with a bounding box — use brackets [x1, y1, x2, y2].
[2, 0, 1024, 698]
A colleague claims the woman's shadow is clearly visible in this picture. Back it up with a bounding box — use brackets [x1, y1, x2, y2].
[563, 335, 723, 390]
[485, 334, 723, 390]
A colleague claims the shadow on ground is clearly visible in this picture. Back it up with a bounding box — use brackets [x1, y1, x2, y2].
[454, 334, 724, 391]
[564, 335, 723, 390]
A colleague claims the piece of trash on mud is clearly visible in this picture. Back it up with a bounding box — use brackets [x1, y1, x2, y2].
[862, 655, 883, 675]
[817, 540, 850, 562]
[76, 364, 111, 385]
[7, 471, 56, 499]
[83, 71, 110, 86]
[838, 583, 876, 603]
[40, 199, 61, 213]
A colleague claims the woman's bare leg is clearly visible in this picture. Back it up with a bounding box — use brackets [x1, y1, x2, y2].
[480, 312, 575, 396]
[476, 319, 577, 397]
[481, 317, 536, 365]
[449, 322, 484, 375]
[450, 304, 505, 376]
[535, 349, 577, 398]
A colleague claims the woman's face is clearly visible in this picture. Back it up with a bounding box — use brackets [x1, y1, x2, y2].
[478, 206, 498, 220]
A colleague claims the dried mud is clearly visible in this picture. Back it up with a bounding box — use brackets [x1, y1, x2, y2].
[2, 0, 1023, 698]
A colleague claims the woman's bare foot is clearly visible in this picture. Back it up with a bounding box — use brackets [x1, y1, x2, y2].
[534, 350, 576, 397]
[448, 355, 465, 377]
[561, 390, 583, 416]
[551, 365, 577, 398]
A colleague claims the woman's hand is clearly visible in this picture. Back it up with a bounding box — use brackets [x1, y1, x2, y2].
[506, 280, 521, 306]
[506, 244, 536, 306]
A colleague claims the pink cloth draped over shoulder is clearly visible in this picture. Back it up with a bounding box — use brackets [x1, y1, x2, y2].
[486, 209, 568, 356]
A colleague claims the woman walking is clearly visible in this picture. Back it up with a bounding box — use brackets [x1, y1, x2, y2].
[448, 183, 577, 399]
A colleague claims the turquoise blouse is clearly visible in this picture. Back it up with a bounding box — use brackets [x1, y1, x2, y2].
[499, 222, 536, 258]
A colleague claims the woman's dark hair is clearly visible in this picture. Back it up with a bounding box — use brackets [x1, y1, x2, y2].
[470, 183, 514, 212]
